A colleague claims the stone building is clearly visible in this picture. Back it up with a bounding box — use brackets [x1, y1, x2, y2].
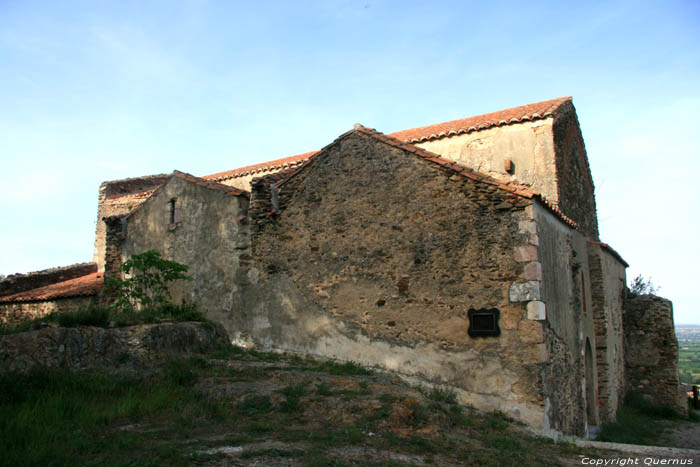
[0, 97, 686, 435]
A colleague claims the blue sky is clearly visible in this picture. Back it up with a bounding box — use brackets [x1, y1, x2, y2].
[1, 0, 698, 324]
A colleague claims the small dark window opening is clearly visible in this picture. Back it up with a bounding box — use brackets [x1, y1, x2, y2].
[468, 308, 500, 337]
[169, 198, 177, 224]
[118, 217, 128, 240]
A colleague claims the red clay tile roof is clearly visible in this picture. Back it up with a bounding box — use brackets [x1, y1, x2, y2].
[118, 171, 248, 221]
[0, 272, 103, 303]
[172, 170, 248, 197]
[269, 124, 578, 230]
[105, 189, 156, 202]
[202, 97, 572, 183]
[104, 174, 170, 199]
[387, 96, 572, 143]
[203, 151, 319, 183]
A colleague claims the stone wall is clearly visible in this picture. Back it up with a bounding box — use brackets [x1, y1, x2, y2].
[93, 174, 169, 271]
[238, 131, 554, 429]
[0, 296, 97, 327]
[534, 202, 596, 435]
[587, 243, 626, 422]
[0, 262, 96, 297]
[624, 294, 687, 415]
[0, 321, 229, 373]
[116, 175, 249, 329]
[552, 103, 599, 239]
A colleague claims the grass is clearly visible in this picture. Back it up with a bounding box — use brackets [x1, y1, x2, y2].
[0, 367, 205, 466]
[280, 382, 309, 413]
[0, 303, 207, 336]
[0, 345, 610, 466]
[315, 360, 373, 376]
[597, 392, 695, 445]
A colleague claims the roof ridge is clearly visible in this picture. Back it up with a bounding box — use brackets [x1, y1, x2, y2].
[203, 150, 319, 183]
[387, 96, 572, 143]
[172, 170, 248, 197]
[201, 97, 573, 181]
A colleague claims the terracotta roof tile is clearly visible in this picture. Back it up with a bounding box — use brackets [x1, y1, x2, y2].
[0, 272, 103, 303]
[202, 151, 318, 183]
[387, 97, 572, 143]
[172, 170, 248, 197]
[201, 97, 572, 183]
[105, 189, 156, 202]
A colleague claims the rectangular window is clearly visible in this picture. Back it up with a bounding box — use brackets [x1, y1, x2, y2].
[169, 198, 176, 224]
[468, 308, 501, 337]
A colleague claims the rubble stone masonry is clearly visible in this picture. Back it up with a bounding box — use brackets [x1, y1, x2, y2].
[245, 131, 553, 428]
[624, 294, 687, 415]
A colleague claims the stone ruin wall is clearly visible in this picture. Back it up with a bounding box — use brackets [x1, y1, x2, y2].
[244, 132, 555, 429]
[624, 294, 687, 415]
[0, 296, 97, 327]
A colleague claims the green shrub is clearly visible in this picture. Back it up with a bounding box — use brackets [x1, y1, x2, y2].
[105, 250, 191, 311]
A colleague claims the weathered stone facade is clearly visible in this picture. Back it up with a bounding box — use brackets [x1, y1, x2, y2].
[105, 171, 249, 330]
[2, 97, 684, 436]
[233, 131, 550, 428]
[624, 294, 687, 415]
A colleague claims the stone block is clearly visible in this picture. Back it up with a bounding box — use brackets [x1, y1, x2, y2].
[513, 245, 537, 262]
[521, 343, 548, 364]
[526, 301, 546, 320]
[509, 281, 540, 302]
[523, 262, 542, 281]
[518, 319, 544, 344]
[530, 233, 539, 246]
[500, 307, 521, 330]
[518, 220, 536, 235]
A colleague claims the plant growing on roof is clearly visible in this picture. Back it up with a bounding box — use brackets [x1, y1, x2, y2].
[106, 250, 191, 310]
